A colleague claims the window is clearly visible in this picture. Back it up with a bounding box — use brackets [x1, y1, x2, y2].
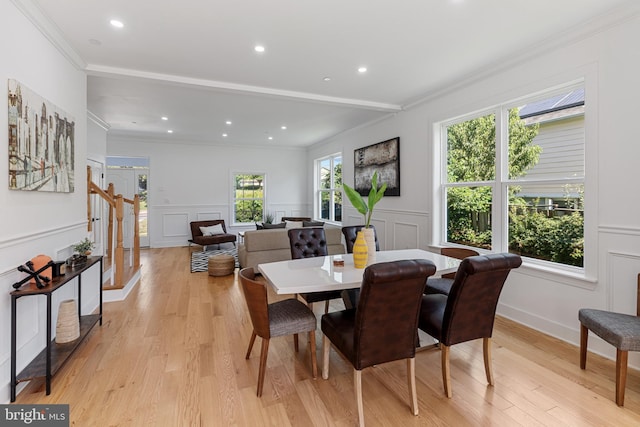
[441, 84, 585, 268]
[315, 154, 342, 222]
[233, 173, 265, 224]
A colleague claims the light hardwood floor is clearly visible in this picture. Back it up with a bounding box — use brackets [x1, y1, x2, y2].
[13, 247, 640, 426]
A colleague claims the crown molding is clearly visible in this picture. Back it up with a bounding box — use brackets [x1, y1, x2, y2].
[87, 110, 110, 130]
[11, 0, 87, 70]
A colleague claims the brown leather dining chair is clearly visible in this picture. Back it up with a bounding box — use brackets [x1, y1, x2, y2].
[321, 259, 437, 426]
[419, 253, 522, 398]
[424, 247, 479, 295]
[288, 227, 343, 313]
[239, 267, 318, 397]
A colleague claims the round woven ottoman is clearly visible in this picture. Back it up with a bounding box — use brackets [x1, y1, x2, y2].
[208, 254, 235, 276]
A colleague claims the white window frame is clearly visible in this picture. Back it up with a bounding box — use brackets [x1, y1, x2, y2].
[435, 79, 597, 283]
[314, 153, 342, 223]
[231, 171, 266, 226]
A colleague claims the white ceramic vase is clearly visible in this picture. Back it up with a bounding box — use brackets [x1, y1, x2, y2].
[361, 227, 376, 263]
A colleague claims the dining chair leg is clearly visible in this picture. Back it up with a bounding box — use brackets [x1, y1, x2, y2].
[407, 358, 418, 415]
[322, 334, 330, 379]
[616, 348, 628, 406]
[294, 333, 299, 352]
[309, 331, 318, 378]
[483, 337, 494, 386]
[441, 344, 452, 398]
[580, 323, 588, 369]
[256, 338, 270, 397]
[354, 369, 365, 426]
[246, 331, 257, 359]
[324, 299, 330, 314]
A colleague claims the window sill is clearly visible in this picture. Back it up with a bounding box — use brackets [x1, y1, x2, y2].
[517, 260, 597, 290]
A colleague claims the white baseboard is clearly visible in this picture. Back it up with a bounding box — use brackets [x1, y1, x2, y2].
[498, 302, 640, 370]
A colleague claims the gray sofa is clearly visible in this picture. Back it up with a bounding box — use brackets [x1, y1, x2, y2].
[238, 226, 345, 269]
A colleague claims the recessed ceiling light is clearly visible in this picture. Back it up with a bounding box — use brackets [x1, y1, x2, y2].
[268, 136, 273, 140]
[281, 126, 287, 130]
[110, 19, 124, 28]
[167, 130, 173, 134]
[225, 120, 232, 125]
[254, 45, 265, 53]
[222, 133, 228, 137]
[161, 116, 168, 121]
[358, 67, 367, 73]
[323, 77, 331, 82]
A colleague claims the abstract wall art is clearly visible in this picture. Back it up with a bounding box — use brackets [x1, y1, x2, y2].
[354, 137, 400, 196]
[8, 79, 75, 192]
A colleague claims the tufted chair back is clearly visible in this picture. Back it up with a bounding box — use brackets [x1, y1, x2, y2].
[418, 252, 522, 398]
[352, 259, 436, 369]
[288, 227, 328, 259]
[439, 253, 522, 346]
[320, 259, 437, 425]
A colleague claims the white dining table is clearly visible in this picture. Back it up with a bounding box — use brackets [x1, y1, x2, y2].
[257, 249, 461, 295]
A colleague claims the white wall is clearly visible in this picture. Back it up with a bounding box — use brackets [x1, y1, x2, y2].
[308, 8, 640, 366]
[87, 115, 108, 165]
[0, 1, 95, 402]
[107, 136, 309, 247]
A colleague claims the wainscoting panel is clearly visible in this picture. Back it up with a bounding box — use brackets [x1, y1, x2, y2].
[392, 221, 420, 250]
[607, 251, 640, 314]
[369, 219, 387, 251]
[274, 210, 287, 222]
[163, 212, 190, 238]
[342, 207, 430, 252]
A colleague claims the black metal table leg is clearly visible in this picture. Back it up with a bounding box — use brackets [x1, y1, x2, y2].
[46, 293, 52, 395]
[11, 295, 18, 402]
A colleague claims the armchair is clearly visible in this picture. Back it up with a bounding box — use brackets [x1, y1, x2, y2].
[189, 220, 236, 250]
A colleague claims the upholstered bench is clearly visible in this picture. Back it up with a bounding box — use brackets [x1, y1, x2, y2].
[208, 254, 236, 276]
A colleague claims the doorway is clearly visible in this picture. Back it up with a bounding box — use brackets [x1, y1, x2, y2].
[87, 159, 105, 254]
[106, 157, 150, 248]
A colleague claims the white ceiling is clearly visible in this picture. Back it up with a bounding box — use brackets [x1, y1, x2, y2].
[25, 0, 633, 147]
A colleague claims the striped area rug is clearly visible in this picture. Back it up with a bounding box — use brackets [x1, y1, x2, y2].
[190, 245, 239, 272]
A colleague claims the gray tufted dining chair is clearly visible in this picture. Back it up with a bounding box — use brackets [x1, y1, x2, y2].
[579, 273, 640, 406]
[239, 267, 318, 397]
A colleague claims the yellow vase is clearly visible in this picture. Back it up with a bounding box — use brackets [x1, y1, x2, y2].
[353, 230, 368, 269]
[361, 227, 376, 264]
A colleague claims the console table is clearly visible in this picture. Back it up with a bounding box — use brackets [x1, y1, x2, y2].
[10, 256, 103, 402]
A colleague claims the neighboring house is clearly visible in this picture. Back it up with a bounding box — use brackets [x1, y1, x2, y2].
[520, 88, 585, 188]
